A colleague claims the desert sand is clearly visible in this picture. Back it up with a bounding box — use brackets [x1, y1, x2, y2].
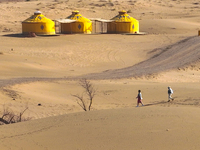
[0, 0, 200, 149]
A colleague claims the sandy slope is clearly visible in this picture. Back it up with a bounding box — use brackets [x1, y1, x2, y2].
[0, 0, 200, 149]
[1, 107, 200, 150]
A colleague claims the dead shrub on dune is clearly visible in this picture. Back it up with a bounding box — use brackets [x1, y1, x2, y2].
[0, 106, 30, 125]
[72, 79, 96, 111]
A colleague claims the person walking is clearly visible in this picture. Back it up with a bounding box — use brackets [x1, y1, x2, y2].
[168, 86, 174, 102]
[136, 90, 144, 107]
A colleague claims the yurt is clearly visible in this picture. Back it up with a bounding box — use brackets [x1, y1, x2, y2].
[107, 10, 139, 34]
[61, 10, 92, 34]
[22, 11, 55, 35]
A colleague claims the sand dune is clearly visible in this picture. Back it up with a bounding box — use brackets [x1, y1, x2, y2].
[1, 107, 200, 150]
[0, 0, 200, 149]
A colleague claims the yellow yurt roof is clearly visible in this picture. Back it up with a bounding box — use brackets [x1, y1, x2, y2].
[66, 10, 91, 22]
[22, 11, 54, 23]
[111, 10, 138, 22]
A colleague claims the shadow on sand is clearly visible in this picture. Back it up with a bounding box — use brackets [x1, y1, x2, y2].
[144, 101, 167, 107]
[2, 33, 26, 38]
[2, 33, 60, 38]
[144, 97, 177, 107]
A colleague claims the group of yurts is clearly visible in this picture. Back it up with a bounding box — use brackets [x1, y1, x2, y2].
[22, 10, 139, 35]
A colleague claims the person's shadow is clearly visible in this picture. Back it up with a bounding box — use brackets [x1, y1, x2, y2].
[144, 97, 177, 107]
[144, 101, 167, 107]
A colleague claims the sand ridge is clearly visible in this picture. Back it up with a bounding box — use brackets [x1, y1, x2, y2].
[1, 107, 200, 150]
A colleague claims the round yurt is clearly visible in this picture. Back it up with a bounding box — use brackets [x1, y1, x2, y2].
[107, 10, 139, 34]
[61, 10, 92, 34]
[22, 11, 55, 35]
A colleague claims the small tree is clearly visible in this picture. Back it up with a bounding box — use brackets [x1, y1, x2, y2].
[72, 79, 96, 111]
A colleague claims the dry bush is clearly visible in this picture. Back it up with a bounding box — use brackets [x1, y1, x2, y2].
[72, 79, 96, 111]
[0, 106, 30, 125]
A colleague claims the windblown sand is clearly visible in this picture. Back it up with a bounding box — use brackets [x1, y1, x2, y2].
[0, 0, 200, 149]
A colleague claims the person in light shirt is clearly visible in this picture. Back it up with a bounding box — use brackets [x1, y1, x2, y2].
[136, 90, 144, 107]
[168, 86, 174, 102]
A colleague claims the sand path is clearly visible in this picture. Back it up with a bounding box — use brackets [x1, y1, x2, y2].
[81, 36, 200, 79]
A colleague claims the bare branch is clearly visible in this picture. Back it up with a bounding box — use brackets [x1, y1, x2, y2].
[8, 113, 15, 124]
[18, 107, 29, 122]
[0, 118, 9, 124]
[2, 105, 10, 119]
[71, 94, 87, 111]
